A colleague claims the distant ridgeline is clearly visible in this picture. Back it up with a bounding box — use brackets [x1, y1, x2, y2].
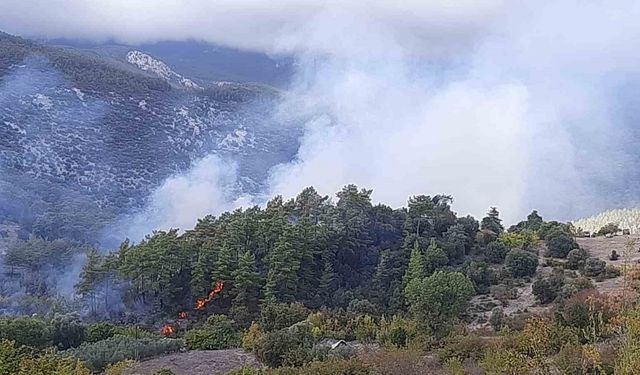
[572, 208, 640, 235]
[0, 31, 301, 242]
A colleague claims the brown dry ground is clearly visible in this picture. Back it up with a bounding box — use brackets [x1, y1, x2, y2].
[469, 235, 640, 329]
[124, 349, 262, 375]
[577, 234, 640, 296]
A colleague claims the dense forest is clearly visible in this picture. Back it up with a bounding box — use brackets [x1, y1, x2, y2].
[1, 185, 640, 374]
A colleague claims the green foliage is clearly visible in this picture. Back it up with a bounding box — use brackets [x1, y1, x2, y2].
[185, 315, 240, 350]
[463, 260, 496, 294]
[86, 322, 119, 343]
[565, 248, 588, 270]
[403, 241, 426, 286]
[505, 249, 538, 278]
[597, 222, 620, 236]
[51, 314, 86, 350]
[0, 317, 53, 349]
[545, 228, 578, 258]
[259, 303, 310, 332]
[227, 358, 370, 375]
[423, 239, 449, 274]
[242, 323, 265, 352]
[485, 241, 510, 264]
[0, 339, 90, 375]
[499, 231, 539, 251]
[64, 335, 183, 372]
[532, 271, 565, 304]
[584, 257, 606, 277]
[376, 316, 417, 348]
[405, 271, 474, 336]
[481, 207, 504, 235]
[252, 324, 315, 368]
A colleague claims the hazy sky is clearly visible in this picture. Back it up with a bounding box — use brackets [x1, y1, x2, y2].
[3, 0, 640, 230]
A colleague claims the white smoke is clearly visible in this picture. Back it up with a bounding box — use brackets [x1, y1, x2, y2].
[6, 0, 640, 230]
[107, 155, 252, 243]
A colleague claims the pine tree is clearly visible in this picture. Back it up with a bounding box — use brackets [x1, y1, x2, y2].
[211, 243, 235, 284]
[481, 207, 504, 235]
[264, 227, 300, 303]
[403, 241, 426, 287]
[231, 251, 261, 327]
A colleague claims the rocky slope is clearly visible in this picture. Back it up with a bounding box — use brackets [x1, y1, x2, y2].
[0, 31, 300, 241]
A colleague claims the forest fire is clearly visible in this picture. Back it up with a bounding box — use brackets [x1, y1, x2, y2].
[195, 281, 224, 310]
[161, 324, 174, 336]
[178, 311, 187, 319]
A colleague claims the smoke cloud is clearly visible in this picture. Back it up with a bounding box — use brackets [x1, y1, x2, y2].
[5, 0, 640, 229]
[105, 155, 252, 244]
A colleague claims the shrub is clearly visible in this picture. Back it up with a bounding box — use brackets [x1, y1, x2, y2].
[86, 322, 120, 343]
[253, 323, 315, 368]
[347, 299, 378, 316]
[437, 334, 488, 362]
[489, 307, 505, 331]
[376, 316, 417, 348]
[228, 358, 371, 375]
[104, 360, 137, 375]
[259, 303, 310, 332]
[0, 339, 91, 375]
[242, 322, 265, 352]
[545, 229, 578, 258]
[532, 271, 565, 304]
[51, 314, 86, 350]
[597, 223, 620, 236]
[405, 271, 475, 336]
[64, 335, 183, 372]
[584, 257, 606, 277]
[485, 241, 510, 264]
[185, 315, 240, 350]
[604, 264, 621, 278]
[565, 248, 588, 270]
[499, 231, 539, 251]
[0, 316, 53, 349]
[354, 315, 378, 343]
[505, 250, 538, 278]
[609, 250, 619, 261]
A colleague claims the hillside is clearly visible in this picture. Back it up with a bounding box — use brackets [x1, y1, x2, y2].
[0, 31, 301, 241]
[573, 208, 640, 235]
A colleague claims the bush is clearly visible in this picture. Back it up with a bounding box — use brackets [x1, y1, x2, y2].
[186, 315, 240, 350]
[485, 241, 510, 264]
[545, 229, 578, 258]
[86, 322, 120, 343]
[505, 249, 538, 278]
[0, 316, 53, 349]
[584, 257, 606, 277]
[0, 339, 91, 375]
[565, 248, 588, 270]
[64, 335, 183, 372]
[532, 271, 565, 304]
[104, 360, 137, 375]
[259, 303, 310, 332]
[227, 358, 370, 375]
[604, 264, 621, 278]
[437, 334, 488, 362]
[253, 324, 315, 368]
[609, 250, 619, 261]
[376, 316, 417, 348]
[489, 307, 505, 331]
[597, 223, 620, 236]
[242, 322, 265, 352]
[51, 314, 86, 350]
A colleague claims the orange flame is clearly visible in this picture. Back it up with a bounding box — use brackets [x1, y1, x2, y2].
[178, 311, 187, 319]
[161, 324, 174, 335]
[195, 281, 224, 310]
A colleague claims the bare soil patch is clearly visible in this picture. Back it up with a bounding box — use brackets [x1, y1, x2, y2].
[125, 349, 262, 375]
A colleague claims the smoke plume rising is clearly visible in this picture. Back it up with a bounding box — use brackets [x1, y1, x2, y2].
[4, 0, 640, 234]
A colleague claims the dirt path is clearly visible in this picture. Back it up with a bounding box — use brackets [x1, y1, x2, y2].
[125, 349, 262, 375]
